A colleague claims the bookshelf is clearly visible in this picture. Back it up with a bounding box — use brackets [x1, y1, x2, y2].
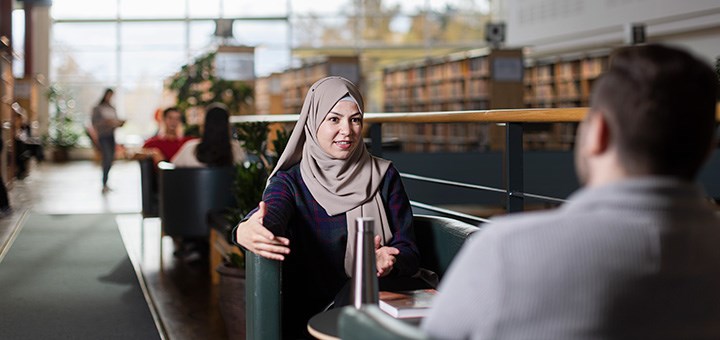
[0, 50, 14, 182]
[523, 52, 610, 150]
[255, 72, 283, 115]
[382, 49, 524, 152]
[280, 56, 361, 114]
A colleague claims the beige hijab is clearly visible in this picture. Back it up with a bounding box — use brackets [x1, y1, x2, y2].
[269, 76, 393, 277]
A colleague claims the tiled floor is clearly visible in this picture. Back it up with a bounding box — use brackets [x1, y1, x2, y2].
[0, 160, 227, 340]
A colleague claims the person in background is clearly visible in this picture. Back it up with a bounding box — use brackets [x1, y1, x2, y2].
[171, 103, 246, 167]
[91, 88, 125, 194]
[169, 103, 246, 261]
[14, 112, 44, 179]
[0, 136, 11, 216]
[142, 107, 193, 165]
[233, 76, 425, 338]
[423, 44, 720, 339]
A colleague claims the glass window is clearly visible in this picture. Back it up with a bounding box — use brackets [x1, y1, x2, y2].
[291, 16, 353, 47]
[224, 0, 288, 17]
[50, 50, 118, 83]
[117, 80, 164, 138]
[290, 1, 344, 16]
[51, 0, 118, 19]
[188, 0, 221, 18]
[120, 22, 186, 48]
[119, 50, 187, 80]
[254, 47, 290, 77]
[233, 21, 288, 47]
[189, 21, 216, 51]
[377, 0, 426, 14]
[53, 22, 118, 49]
[119, 0, 185, 19]
[12, 10, 25, 78]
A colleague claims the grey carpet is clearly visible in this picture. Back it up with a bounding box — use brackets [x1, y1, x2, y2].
[0, 213, 160, 339]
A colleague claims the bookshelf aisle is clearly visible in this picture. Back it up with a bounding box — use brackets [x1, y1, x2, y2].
[280, 56, 360, 114]
[382, 49, 524, 152]
[523, 51, 610, 150]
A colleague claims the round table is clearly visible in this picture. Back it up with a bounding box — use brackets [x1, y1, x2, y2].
[307, 308, 342, 340]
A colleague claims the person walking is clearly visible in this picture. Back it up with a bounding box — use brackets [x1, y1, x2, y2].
[91, 88, 125, 193]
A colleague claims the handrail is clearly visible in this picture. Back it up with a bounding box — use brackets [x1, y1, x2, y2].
[230, 108, 588, 124]
[229, 105, 720, 221]
[229, 104, 720, 124]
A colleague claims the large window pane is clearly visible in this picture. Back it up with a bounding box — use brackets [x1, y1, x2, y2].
[224, 0, 288, 17]
[119, 0, 185, 19]
[290, 1, 344, 16]
[189, 21, 216, 51]
[233, 21, 287, 47]
[292, 16, 354, 47]
[188, 0, 221, 18]
[120, 50, 187, 80]
[51, 0, 118, 19]
[118, 80, 164, 138]
[377, 0, 426, 14]
[12, 10, 24, 78]
[121, 22, 186, 49]
[255, 47, 290, 77]
[51, 50, 118, 83]
[53, 22, 118, 49]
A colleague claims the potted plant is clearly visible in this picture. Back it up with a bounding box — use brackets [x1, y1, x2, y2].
[45, 86, 82, 162]
[216, 252, 246, 340]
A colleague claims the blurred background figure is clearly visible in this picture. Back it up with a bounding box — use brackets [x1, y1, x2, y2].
[14, 112, 44, 180]
[171, 103, 246, 168]
[141, 107, 193, 165]
[91, 88, 125, 193]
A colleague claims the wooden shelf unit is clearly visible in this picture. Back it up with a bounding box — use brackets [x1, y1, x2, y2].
[0, 50, 15, 182]
[522, 52, 610, 150]
[382, 49, 524, 152]
[279, 56, 360, 114]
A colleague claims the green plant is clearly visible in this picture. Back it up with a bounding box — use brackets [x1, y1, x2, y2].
[167, 51, 253, 114]
[227, 122, 289, 222]
[223, 122, 289, 268]
[45, 86, 82, 150]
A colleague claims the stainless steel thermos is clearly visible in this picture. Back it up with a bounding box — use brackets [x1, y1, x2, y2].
[351, 217, 379, 308]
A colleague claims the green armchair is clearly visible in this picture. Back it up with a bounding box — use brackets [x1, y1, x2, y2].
[244, 214, 480, 339]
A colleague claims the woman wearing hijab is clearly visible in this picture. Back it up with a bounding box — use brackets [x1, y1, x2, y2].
[233, 76, 421, 338]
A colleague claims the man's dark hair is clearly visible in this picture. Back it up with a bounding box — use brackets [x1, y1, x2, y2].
[196, 104, 233, 166]
[590, 44, 718, 180]
[163, 107, 180, 118]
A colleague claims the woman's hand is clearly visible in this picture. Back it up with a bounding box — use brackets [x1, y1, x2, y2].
[374, 235, 399, 277]
[235, 201, 290, 261]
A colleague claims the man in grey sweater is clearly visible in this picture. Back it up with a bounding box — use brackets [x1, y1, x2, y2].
[423, 44, 720, 339]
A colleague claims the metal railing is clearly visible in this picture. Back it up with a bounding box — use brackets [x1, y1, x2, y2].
[229, 105, 720, 223]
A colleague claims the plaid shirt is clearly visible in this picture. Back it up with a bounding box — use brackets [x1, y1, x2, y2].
[252, 162, 420, 329]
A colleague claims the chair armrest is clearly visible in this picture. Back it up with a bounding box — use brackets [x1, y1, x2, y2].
[413, 214, 480, 278]
[245, 251, 282, 340]
[339, 306, 428, 340]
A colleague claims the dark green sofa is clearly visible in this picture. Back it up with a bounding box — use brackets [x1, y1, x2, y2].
[244, 214, 480, 339]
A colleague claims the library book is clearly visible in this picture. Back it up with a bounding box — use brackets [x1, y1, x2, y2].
[378, 289, 438, 319]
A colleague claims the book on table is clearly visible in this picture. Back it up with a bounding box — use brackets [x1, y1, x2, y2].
[378, 289, 438, 318]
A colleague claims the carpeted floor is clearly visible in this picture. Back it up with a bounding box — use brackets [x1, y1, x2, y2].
[0, 213, 161, 339]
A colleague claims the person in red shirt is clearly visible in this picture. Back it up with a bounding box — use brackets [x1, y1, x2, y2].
[142, 107, 194, 164]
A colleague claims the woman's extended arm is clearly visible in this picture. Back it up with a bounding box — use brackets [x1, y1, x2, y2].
[233, 172, 296, 260]
[234, 201, 290, 261]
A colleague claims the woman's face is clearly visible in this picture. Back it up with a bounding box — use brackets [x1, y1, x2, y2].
[316, 100, 363, 159]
